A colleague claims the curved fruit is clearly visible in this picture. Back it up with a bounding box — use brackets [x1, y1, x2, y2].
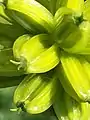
[24, 73, 58, 114]
[14, 74, 42, 105]
[14, 71, 58, 114]
[13, 34, 32, 60]
[26, 44, 60, 73]
[64, 21, 90, 54]
[83, 0, 90, 21]
[53, 83, 69, 120]
[54, 7, 73, 29]
[53, 7, 81, 48]
[67, 0, 84, 13]
[6, 0, 54, 34]
[64, 91, 81, 120]
[12, 34, 60, 73]
[80, 102, 90, 120]
[56, 51, 90, 102]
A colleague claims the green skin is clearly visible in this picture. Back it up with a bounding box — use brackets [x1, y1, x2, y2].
[83, 0, 90, 21]
[6, 0, 54, 34]
[12, 34, 60, 73]
[80, 102, 90, 120]
[64, 91, 81, 120]
[57, 52, 90, 102]
[13, 71, 58, 114]
[53, 83, 69, 120]
[23, 73, 58, 114]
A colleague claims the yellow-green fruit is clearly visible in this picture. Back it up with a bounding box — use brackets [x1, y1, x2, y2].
[14, 71, 58, 114]
[67, 0, 84, 13]
[64, 91, 81, 120]
[83, 0, 90, 21]
[53, 83, 69, 120]
[13, 34, 60, 73]
[56, 51, 90, 102]
[64, 21, 90, 54]
[6, 0, 54, 34]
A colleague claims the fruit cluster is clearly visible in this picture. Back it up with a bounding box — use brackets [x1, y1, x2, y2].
[0, 0, 90, 119]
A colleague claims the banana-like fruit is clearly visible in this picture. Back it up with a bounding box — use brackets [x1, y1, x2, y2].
[64, 21, 90, 55]
[67, 0, 84, 13]
[14, 74, 42, 105]
[64, 92, 90, 120]
[64, 90, 81, 120]
[83, 0, 90, 21]
[26, 44, 60, 73]
[80, 102, 90, 120]
[13, 34, 32, 60]
[0, 3, 26, 40]
[56, 51, 90, 102]
[6, 0, 54, 34]
[12, 34, 60, 73]
[53, 82, 69, 120]
[53, 81, 90, 120]
[54, 4, 90, 55]
[54, 7, 73, 29]
[80, 57, 90, 81]
[53, 7, 81, 47]
[14, 71, 58, 114]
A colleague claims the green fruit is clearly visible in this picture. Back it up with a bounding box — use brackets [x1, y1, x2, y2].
[13, 34, 32, 60]
[83, 0, 90, 21]
[54, 7, 73, 29]
[24, 73, 58, 114]
[12, 34, 60, 73]
[56, 51, 90, 102]
[64, 91, 81, 120]
[14, 71, 58, 114]
[80, 102, 90, 120]
[53, 83, 69, 120]
[14, 74, 42, 105]
[64, 21, 90, 54]
[67, 0, 84, 13]
[6, 0, 54, 34]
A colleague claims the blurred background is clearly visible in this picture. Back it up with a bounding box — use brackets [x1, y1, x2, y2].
[0, 86, 57, 120]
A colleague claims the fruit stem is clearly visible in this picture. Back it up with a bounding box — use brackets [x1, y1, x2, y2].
[10, 60, 21, 65]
